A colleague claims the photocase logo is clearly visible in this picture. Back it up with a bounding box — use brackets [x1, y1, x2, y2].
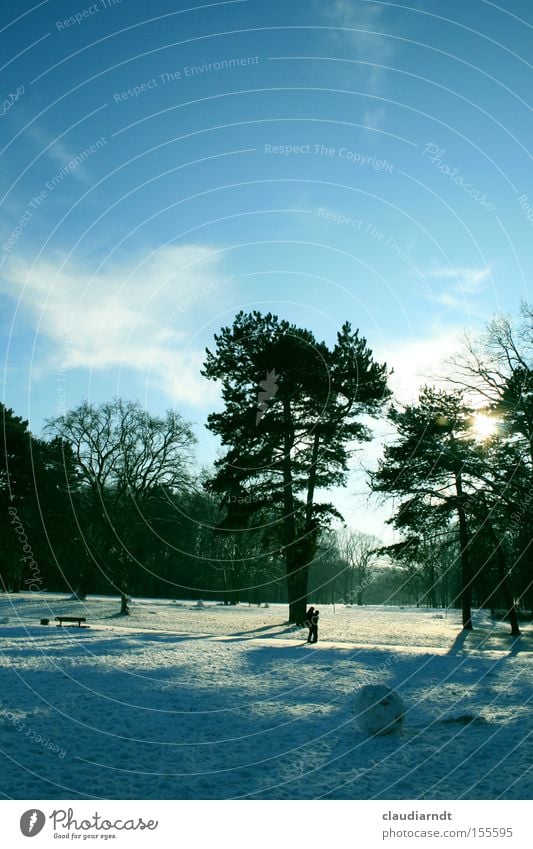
[256, 369, 278, 424]
[20, 809, 46, 837]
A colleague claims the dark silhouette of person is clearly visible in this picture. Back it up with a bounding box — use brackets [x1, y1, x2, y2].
[311, 609, 319, 643]
[305, 606, 315, 643]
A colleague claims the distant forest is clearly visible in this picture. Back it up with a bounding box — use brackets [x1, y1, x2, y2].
[1, 305, 531, 630]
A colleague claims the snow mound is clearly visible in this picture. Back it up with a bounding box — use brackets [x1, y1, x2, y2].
[354, 684, 405, 736]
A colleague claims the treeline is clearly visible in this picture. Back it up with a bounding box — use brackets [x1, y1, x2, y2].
[1, 304, 531, 629]
[0, 399, 268, 609]
[0, 405, 389, 608]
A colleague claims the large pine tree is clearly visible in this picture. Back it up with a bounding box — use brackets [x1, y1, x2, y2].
[372, 387, 504, 630]
[202, 311, 390, 623]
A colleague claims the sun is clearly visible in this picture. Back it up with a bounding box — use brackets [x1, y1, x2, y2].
[471, 413, 498, 440]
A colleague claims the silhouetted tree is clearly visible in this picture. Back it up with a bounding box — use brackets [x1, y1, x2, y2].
[1, 405, 81, 593]
[202, 311, 390, 622]
[1, 405, 37, 592]
[449, 304, 532, 619]
[372, 388, 492, 630]
[46, 399, 196, 613]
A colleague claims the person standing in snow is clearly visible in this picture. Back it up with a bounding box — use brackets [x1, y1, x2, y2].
[310, 609, 319, 643]
[305, 606, 315, 643]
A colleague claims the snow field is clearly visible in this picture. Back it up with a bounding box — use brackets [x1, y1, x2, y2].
[0, 594, 531, 800]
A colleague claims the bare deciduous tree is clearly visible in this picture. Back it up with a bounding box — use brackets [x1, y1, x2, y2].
[338, 529, 380, 605]
[46, 399, 196, 612]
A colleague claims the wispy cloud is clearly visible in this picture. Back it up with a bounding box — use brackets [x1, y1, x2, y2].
[362, 106, 387, 131]
[1, 246, 232, 405]
[428, 265, 491, 292]
[378, 327, 466, 404]
[319, 0, 395, 94]
[27, 125, 96, 185]
[425, 265, 491, 307]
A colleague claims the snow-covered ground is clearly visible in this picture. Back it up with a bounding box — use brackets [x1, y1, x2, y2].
[0, 593, 531, 800]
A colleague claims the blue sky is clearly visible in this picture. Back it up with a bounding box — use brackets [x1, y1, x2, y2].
[1, 0, 532, 537]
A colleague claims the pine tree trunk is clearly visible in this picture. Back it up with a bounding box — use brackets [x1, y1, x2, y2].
[454, 464, 473, 630]
[478, 496, 521, 637]
[119, 572, 130, 615]
[457, 505, 473, 630]
[120, 591, 130, 615]
[282, 399, 304, 622]
[286, 555, 308, 624]
[288, 597, 307, 625]
[487, 523, 520, 637]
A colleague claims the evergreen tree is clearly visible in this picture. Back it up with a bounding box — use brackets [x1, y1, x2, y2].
[0, 404, 36, 591]
[372, 387, 490, 630]
[202, 311, 390, 623]
[449, 304, 532, 617]
[1, 405, 81, 593]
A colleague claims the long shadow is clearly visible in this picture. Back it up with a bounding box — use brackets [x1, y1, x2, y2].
[223, 623, 294, 638]
[241, 639, 384, 675]
[447, 630, 471, 655]
[507, 633, 533, 657]
[446, 625, 533, 660]
[220, 625, 302, 642]
[0, 659, 356, 801]
[0, 626, 217, 660]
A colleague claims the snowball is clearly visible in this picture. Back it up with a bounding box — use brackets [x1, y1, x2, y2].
[354, 684, 405, 736]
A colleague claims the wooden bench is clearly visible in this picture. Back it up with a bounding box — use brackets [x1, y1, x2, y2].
[55, 616, 86, 628]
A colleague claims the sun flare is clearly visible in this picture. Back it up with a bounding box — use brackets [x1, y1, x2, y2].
[471, 413, 498, 440]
